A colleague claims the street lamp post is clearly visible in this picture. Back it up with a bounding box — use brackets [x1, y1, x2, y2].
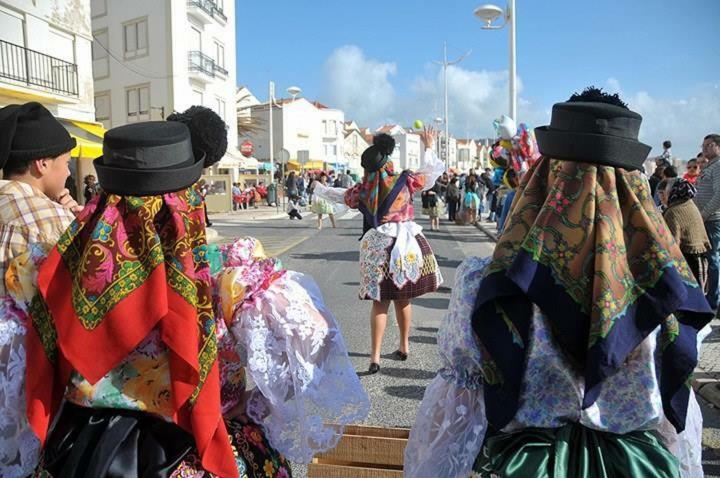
[474, 1, 517, 122]
[433, 43, 470, 167]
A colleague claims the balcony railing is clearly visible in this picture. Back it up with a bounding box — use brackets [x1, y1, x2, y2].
[188, 51, 227, 78]
[0, 39, 78, 97]
[187, 0, 227, 22]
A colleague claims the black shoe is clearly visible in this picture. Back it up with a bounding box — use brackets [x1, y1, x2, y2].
[392, 350, 408, 361]
[207, 222, 213, 227]
[368, 363, 380, 374]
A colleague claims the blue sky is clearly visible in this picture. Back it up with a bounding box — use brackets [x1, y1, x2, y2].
[236, 0, 720, 160]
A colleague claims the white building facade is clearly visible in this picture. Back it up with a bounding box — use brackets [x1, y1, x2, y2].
[242, 97, 345, 171]
[90, 0, 240, 174]
[375, 125, 423, 171]
[343, 124, 369, 175]
[0, 0, 101, 195]
[457, 139, 477, 172]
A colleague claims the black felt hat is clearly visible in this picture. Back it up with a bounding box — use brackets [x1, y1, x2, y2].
[94, 121, 204, 195]
[361, 134, 396, 172]
[535, 90, 651, 171]
[0, 102, 76, 169]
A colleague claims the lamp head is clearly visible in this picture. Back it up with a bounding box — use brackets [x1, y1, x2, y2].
[474, 4, 504, 27]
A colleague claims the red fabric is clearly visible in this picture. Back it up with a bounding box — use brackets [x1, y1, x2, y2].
[27, 247, 239, 478]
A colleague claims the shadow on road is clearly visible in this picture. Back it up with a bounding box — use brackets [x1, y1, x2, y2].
[434, 254, 462, 269]
[384, 385, 426, 400]
[409, 335, 437, 345]
[380, 367, 436, 380]
[413, 297, 450, 310]
[290, 251, 359, 262]
[343, 281, 360, 286]
[415, 327, 439, 333]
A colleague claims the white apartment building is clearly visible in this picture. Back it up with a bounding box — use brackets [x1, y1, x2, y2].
[376, 124, 423, 171]
[90, 0, 240, 177]
[457, 139, 477, 172]
[242, 97, 345, 171]
[343, 121, 368, 175]
[0, 0, 100, 194]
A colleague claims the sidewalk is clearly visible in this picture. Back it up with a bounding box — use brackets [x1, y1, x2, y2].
[473, 218, 720, 410]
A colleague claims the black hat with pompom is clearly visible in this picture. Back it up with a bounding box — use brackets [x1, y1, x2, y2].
[534, 87, 651, 171]
[93, 106, 228, 195]
[361, 133, 395, 172]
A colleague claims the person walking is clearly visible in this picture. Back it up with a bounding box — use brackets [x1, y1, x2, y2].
[663, 178, 710, 291]
[446, 177, 461, 222]
[421, 180, 441, 231]
[311, 173, 336, 229]
[694, 133, 720, 310]
[463, 175, 480, 224]
[314, 129, 444, 374]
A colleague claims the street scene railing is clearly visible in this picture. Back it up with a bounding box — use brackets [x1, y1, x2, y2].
[187, 0, 227, 22]
[0, 39, 78, 97]
[188, 50, 227, 78]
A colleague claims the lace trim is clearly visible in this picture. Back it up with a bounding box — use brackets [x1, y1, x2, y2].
[232, 271, 370, 463]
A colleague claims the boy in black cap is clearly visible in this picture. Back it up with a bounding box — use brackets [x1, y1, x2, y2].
[0, 101, 82, 476]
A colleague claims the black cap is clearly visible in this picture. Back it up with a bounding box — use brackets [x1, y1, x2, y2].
[535, 101, 651, 171]
[94, 121, 205, 196]
[0, 102, 76, 169]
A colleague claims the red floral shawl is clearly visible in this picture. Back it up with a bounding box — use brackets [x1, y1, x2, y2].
[26, 186, 238, 477]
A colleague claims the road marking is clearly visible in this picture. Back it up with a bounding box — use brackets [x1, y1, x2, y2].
[212, 234, 311, 257]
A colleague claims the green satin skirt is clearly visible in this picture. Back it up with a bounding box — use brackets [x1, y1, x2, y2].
[472, 423, 679, 478]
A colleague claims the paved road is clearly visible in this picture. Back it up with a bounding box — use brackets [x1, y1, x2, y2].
[208, 207, 720, 476]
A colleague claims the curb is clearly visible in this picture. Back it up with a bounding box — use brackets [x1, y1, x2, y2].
[474, 221, 498, 242]
[470, 218, 720, 409]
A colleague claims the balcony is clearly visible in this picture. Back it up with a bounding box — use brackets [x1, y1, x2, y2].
[0, 39, 78, 98]
[187, 0, 227, 25]
[188, 51, 227, 82]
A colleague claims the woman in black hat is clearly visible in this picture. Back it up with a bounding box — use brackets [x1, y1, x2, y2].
[16, 107, 368, 477]
[405, 88, 712, 477]
[313, 127, 445, 374]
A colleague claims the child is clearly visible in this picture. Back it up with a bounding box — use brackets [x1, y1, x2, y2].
[287, 196, 303, 220]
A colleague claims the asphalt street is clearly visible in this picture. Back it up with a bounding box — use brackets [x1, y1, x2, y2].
[209, 206, 720, 477]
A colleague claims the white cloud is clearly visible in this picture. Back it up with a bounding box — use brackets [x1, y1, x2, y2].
[319, 47, 719, 158]
[320, 45, 546, 137]
[605, 79, 720, 160]
[321, 45, 397, 126]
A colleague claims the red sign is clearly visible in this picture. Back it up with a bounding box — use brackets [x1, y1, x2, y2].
[240, 140, 254, 157]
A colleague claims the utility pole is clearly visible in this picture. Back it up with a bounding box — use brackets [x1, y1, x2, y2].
[269, 81, 278, 212]
[433, 42, 470, 168]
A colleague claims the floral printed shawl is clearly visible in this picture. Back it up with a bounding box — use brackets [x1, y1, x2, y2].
[472, 157, 713, 434]
[358, 161, 409, 231]
[26, 186, 238, 478]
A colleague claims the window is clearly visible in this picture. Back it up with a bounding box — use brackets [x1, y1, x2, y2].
[92, 29, 109, 79]
[215, 97, 225, 120]
[95, 92, 111, 124]
[192, 89, 204, 106]
[126, 85, 150, 122]
[324, 144, 337, 159]
[123, 18, 148, 59]
[214, 41, 225, 69]
[91, 0, 107, 18]
[47, 27, 75, 63]
[189, 26, 201, 52]
[0, 7, 25, 45]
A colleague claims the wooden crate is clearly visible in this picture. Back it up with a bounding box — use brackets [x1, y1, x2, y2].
[308, 425, 410, 477]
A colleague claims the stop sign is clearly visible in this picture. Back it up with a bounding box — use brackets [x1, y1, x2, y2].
[240, 140, 254, 157]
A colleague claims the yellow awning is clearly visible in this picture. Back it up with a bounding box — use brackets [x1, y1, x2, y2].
[71, 136, 103, 158]
[58, 118, 106, 159]
[287, 160, 325, 170]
